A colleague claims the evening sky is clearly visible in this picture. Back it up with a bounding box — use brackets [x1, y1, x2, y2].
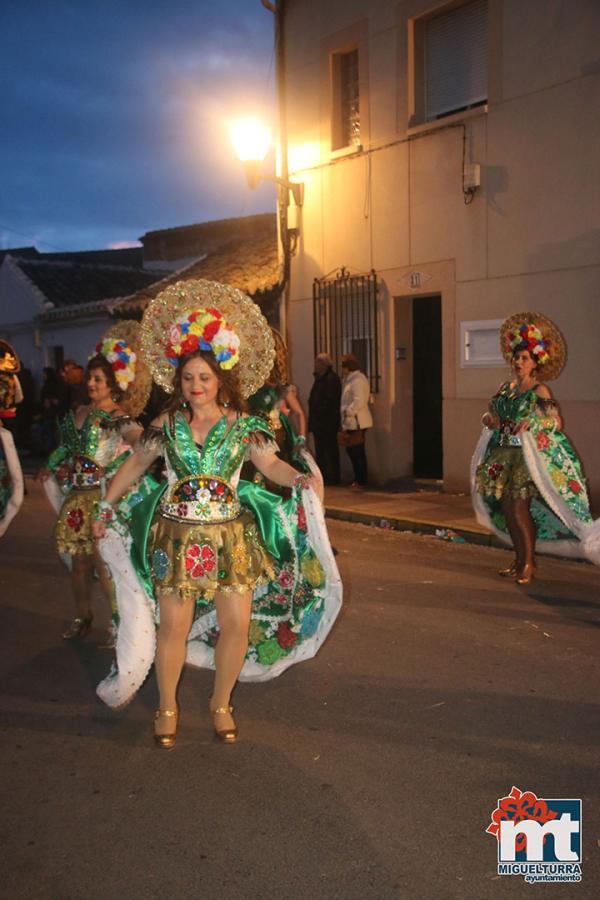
[1, 0, 277, 252]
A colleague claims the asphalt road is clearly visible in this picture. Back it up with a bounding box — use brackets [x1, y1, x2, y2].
[1, 481, 599, 900]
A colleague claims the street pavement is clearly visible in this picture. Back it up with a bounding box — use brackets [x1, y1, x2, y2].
[1, 480, 599, 900]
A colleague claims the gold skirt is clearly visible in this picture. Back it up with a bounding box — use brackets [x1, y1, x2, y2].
[148, 508, 274, 602]
[55, 487, 101, 556]
[476, 446, 538, 500]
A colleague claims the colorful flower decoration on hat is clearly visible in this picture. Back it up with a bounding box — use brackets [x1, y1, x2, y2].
[95, 338, 137, 391]
[507, 323, 550, 366]
[164, 307, 240, 371]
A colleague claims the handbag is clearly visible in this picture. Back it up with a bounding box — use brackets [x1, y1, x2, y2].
[338, 416, 364, 447]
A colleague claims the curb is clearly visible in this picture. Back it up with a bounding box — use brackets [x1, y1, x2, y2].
[324, 504, 506, 548]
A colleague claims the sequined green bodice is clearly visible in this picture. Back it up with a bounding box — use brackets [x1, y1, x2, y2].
[163, 412, 274, 483]
[491, 382, 538, 423]
[47, 409, 132, 485]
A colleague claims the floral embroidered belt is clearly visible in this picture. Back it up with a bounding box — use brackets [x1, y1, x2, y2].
[159, 475, 241, 524]
[498, 421, 522, 448]
[70, 454, 102, 489]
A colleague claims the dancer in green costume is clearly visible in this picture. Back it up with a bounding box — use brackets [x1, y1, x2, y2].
[93, 280, 342, 749]
[39, 322, 155, 643]
[472, 311, 600, 581]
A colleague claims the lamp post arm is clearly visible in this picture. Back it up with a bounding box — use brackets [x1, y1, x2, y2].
[261, 173, 304, 208]
[242, 161, 303, 207]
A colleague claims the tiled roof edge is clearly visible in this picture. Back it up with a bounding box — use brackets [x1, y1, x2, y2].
[5, 255, 49, 308]
[140, 211, 276, 241]
[38, 297, 120, 322]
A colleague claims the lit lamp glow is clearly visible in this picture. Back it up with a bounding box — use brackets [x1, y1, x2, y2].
[230, 116, 304, 206]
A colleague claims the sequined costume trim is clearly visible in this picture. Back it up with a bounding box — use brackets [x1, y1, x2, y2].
[148, 508, 275, 604]
[55, 487, 101, 555]
[159, 474, 241, 524]
[476, 447, 538, 500]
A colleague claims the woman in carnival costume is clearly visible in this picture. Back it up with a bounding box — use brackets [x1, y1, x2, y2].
[472, 312, 600, 582]
[0, 342, 24, 537]
[93, 280, 342, 748]
[39, 322, 153, 641]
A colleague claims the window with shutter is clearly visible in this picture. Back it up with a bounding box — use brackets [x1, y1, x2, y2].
[422, 0, 487, 121]
[331, 48, 361, 150]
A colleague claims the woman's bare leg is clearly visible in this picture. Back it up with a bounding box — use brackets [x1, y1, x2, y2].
[211, 590, 252, 730]
[513, 497, 537, 576]
[70, 554, 93, 619]
[93, 546, 116, 641]
[500, 495, 524, 572]
[154, 591, 195, 734]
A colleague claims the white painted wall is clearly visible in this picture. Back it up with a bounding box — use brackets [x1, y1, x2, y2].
[283, 0, 600, 498]
[0, 257, 112, 386]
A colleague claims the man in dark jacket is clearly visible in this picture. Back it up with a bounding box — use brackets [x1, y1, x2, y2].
[308, 353, 341, 485]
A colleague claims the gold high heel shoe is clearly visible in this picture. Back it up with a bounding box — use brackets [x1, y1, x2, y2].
[153, 709, 178, 749]
[516, 564, 536, 585]
[62, 615, 93, 640]
[210, 703, 238, 744]
[498, 561, 518, 578]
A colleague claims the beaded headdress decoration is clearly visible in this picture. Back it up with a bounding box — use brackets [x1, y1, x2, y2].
[506, 323, 550, 366]
[500, 312, 566, 381]
[0, 340, 20, 374]
[94, 321, 152, 416]
[165, 308, 240, 371]
[95, 337, 137, 391]
[140, 279, 275, 398]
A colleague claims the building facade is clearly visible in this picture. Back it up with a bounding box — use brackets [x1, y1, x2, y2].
[0, 253, 163, 381]
[281, 0, 600, 498]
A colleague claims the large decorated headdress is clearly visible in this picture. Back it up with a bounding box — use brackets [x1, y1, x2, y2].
[140, 279, 275, 398]
[94, 320, 152, 416]
[269, 328, 289, 385]
[0, 340, 20, 374]
[500, 312, 566, 381]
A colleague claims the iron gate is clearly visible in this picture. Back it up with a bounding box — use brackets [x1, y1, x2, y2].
[312, 268, 380, 392]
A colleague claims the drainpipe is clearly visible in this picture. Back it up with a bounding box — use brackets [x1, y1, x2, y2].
[262, 0, 289, 344]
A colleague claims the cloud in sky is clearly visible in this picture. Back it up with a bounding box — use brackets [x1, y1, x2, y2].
[1, 0, 277, 251]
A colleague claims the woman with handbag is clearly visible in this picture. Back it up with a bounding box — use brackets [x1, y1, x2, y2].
[339, 354, 372, 489]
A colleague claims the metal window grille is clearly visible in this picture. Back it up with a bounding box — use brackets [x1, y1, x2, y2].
[313, 268, 380, 393]
[340, 49, 360, 147]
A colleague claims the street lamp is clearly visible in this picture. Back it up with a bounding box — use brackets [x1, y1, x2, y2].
[230, 116, 304, 207]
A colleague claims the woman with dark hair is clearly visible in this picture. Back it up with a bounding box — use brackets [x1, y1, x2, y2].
[92, 280, 342, 749]
[473, 312, 600, 582]
[339, 353, 372, 489]
[38, 324, 153, 642]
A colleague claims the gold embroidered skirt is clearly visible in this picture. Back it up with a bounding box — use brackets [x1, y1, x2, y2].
[148, 509, 274, 602]
[476, 446, 538, 500]
[55, 487, 101, 556]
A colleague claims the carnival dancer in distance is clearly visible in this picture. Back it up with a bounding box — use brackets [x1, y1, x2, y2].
[38, 322, 155, 643]
[472, 311, 600, 582]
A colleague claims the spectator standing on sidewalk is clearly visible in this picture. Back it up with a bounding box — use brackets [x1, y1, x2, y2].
[340, 353, 372, 490]
[308, 353, 341, 485]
